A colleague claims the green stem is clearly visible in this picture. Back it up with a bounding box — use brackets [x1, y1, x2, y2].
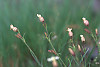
[80, 48, 89, 63]
[48, 38, 66, 67]
[21, 38, 42, 67]
[72, 56, 79, 66]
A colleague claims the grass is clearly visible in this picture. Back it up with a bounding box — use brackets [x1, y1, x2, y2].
[0, 0, 100, 67]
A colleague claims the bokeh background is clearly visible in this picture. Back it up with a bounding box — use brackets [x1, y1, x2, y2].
[0, 0, 100, 67]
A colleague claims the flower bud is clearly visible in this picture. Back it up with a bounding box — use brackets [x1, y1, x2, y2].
[48, 50, 57, 55]
[68, 48, 75, 56]
[44, 32, 48, 37]
[95, 28, 98, 35]
[82, 17, 89, 26]
[78, 44, 81, 52]
[15, 33, 22, 39]
[84, 28, 90, 34]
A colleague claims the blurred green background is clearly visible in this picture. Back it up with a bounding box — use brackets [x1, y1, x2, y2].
[0, 0, 100, 67]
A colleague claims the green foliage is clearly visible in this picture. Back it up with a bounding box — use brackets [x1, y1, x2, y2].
[0, 0, 100, 67]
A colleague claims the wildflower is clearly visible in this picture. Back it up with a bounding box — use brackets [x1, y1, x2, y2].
[84, 28, 90, 34]
[48, 50, 57, 55]
[67, 28, 73, 38]
[95, 28, 98, 35]
[10, 24, 14, 30]
[80, 35, 85, 42]
[78, 44, 81, 52]
[10, 24, 18, 32]
[37, 14, 44, 22]
[82, 17, 89, 26]
[68, 48, 75, 56]
[47, 56, 59, 67]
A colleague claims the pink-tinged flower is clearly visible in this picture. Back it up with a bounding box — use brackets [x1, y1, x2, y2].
[80, 35, 85, 42]
[95, 28, 98, 35]
[47, 56, 59, 67]
[10, 24, 18, 32]
[37, 14, 44, 22]
[82, 17, 89, 26]
[78, 44, 81, 52]
[68, 48, 75, 56]
[67, 28, 73, 38]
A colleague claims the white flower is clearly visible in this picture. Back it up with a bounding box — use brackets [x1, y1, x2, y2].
[10, 24, 14, 30]
[37, 14, 41, 18]
[80, 35, 83, 37]
[82, 17, 86, 21]
[47, 56, 59, 67]
[47, 56, 59, 62]
[67, 28, 72, 32]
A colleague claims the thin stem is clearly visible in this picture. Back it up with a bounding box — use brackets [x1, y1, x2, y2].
[72, 56, 79, 66]
[48, 38, 66, 67]
[68, 58, 73, 67]
[21, 37, 42, 67]
[80, 48, 89, 63]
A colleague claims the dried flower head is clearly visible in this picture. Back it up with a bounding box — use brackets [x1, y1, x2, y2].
[47, 56, 59, 67]
[68, 48, 75, 56]
[80, 35, 85, 42]
[82, 17, 89, 26]
[37, 14, 44, 22]
[10, 24, 18, 32]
